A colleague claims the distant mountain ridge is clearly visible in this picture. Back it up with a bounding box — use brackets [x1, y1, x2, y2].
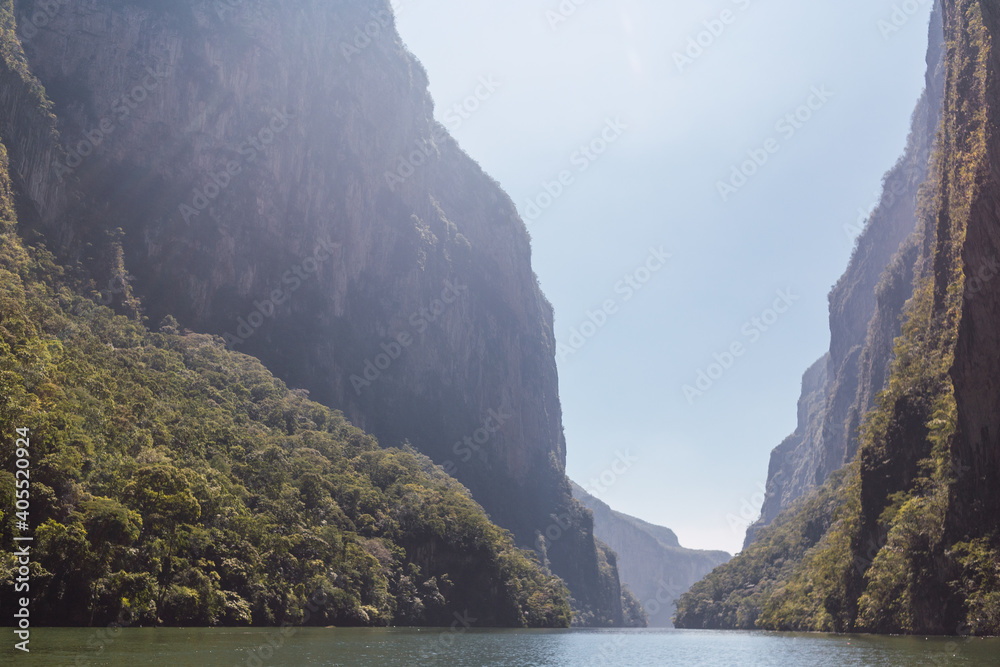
[571, 483, 730, 627]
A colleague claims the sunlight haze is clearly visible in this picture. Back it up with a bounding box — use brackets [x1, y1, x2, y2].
[394, 0, 936, 554]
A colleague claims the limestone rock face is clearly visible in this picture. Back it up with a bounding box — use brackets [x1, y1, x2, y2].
[6, 0, 621, 623]
[744, 356, 828, 546]
[746, 1, 946, 544]
[677, 0, 1000, 634]
[949, 0, 1000, 544]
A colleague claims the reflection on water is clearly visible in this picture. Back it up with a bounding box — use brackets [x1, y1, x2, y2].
[14, 627, 999, 666]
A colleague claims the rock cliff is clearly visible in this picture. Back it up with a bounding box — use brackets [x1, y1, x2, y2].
[677, 0, 1000, 635]
[949, 0, 1000, 554]
[746, 0, 946, 546]
[3, 0, 623, 623]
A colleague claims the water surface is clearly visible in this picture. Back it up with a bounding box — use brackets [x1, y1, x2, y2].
[11, 628, 999, 666]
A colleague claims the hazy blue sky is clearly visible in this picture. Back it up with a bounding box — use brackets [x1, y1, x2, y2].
[394, 0, 935, 554]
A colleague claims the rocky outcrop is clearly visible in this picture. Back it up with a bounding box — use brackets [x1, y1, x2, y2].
[677, 0, 1000, 635]
[746, 0, 946, 544]
[0, 3, 66, 230]
[3, 0, 622, 623]
[945, 0, 1000, 550]
[744, 356, 827, 545]
[572, 483, 731, 627]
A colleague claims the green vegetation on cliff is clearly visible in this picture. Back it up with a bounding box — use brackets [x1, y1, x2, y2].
[677, 0, 999, 636]
[0, 136, 572, 627]
[2, 0, 629, 626]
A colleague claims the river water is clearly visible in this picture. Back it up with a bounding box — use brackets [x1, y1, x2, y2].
[13, 628, 1000, 666]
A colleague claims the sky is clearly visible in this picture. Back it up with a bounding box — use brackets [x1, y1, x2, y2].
[393, 0, 936, 554]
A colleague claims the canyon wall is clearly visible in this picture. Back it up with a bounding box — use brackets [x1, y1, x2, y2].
[746, 1, 946, 546]
[4, 0, 623, 623]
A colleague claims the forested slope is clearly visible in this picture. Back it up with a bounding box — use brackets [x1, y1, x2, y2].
[676, 0, 1000, 636]
[0, 135, 571, 627]
[1, 0, 625, 625]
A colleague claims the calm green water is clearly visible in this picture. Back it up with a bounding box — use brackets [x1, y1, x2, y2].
[7, 628, 998, 666]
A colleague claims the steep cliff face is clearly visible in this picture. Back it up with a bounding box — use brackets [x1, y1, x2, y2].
[950, 0, 1000, 553]
[678, 0, 1000, 635]
[747, 1, 946, 543]
[745, 357, 827, 545]
[4, 0, 621, 623]
[0, 126, 575, 628]
[572, 483, 731, 627]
